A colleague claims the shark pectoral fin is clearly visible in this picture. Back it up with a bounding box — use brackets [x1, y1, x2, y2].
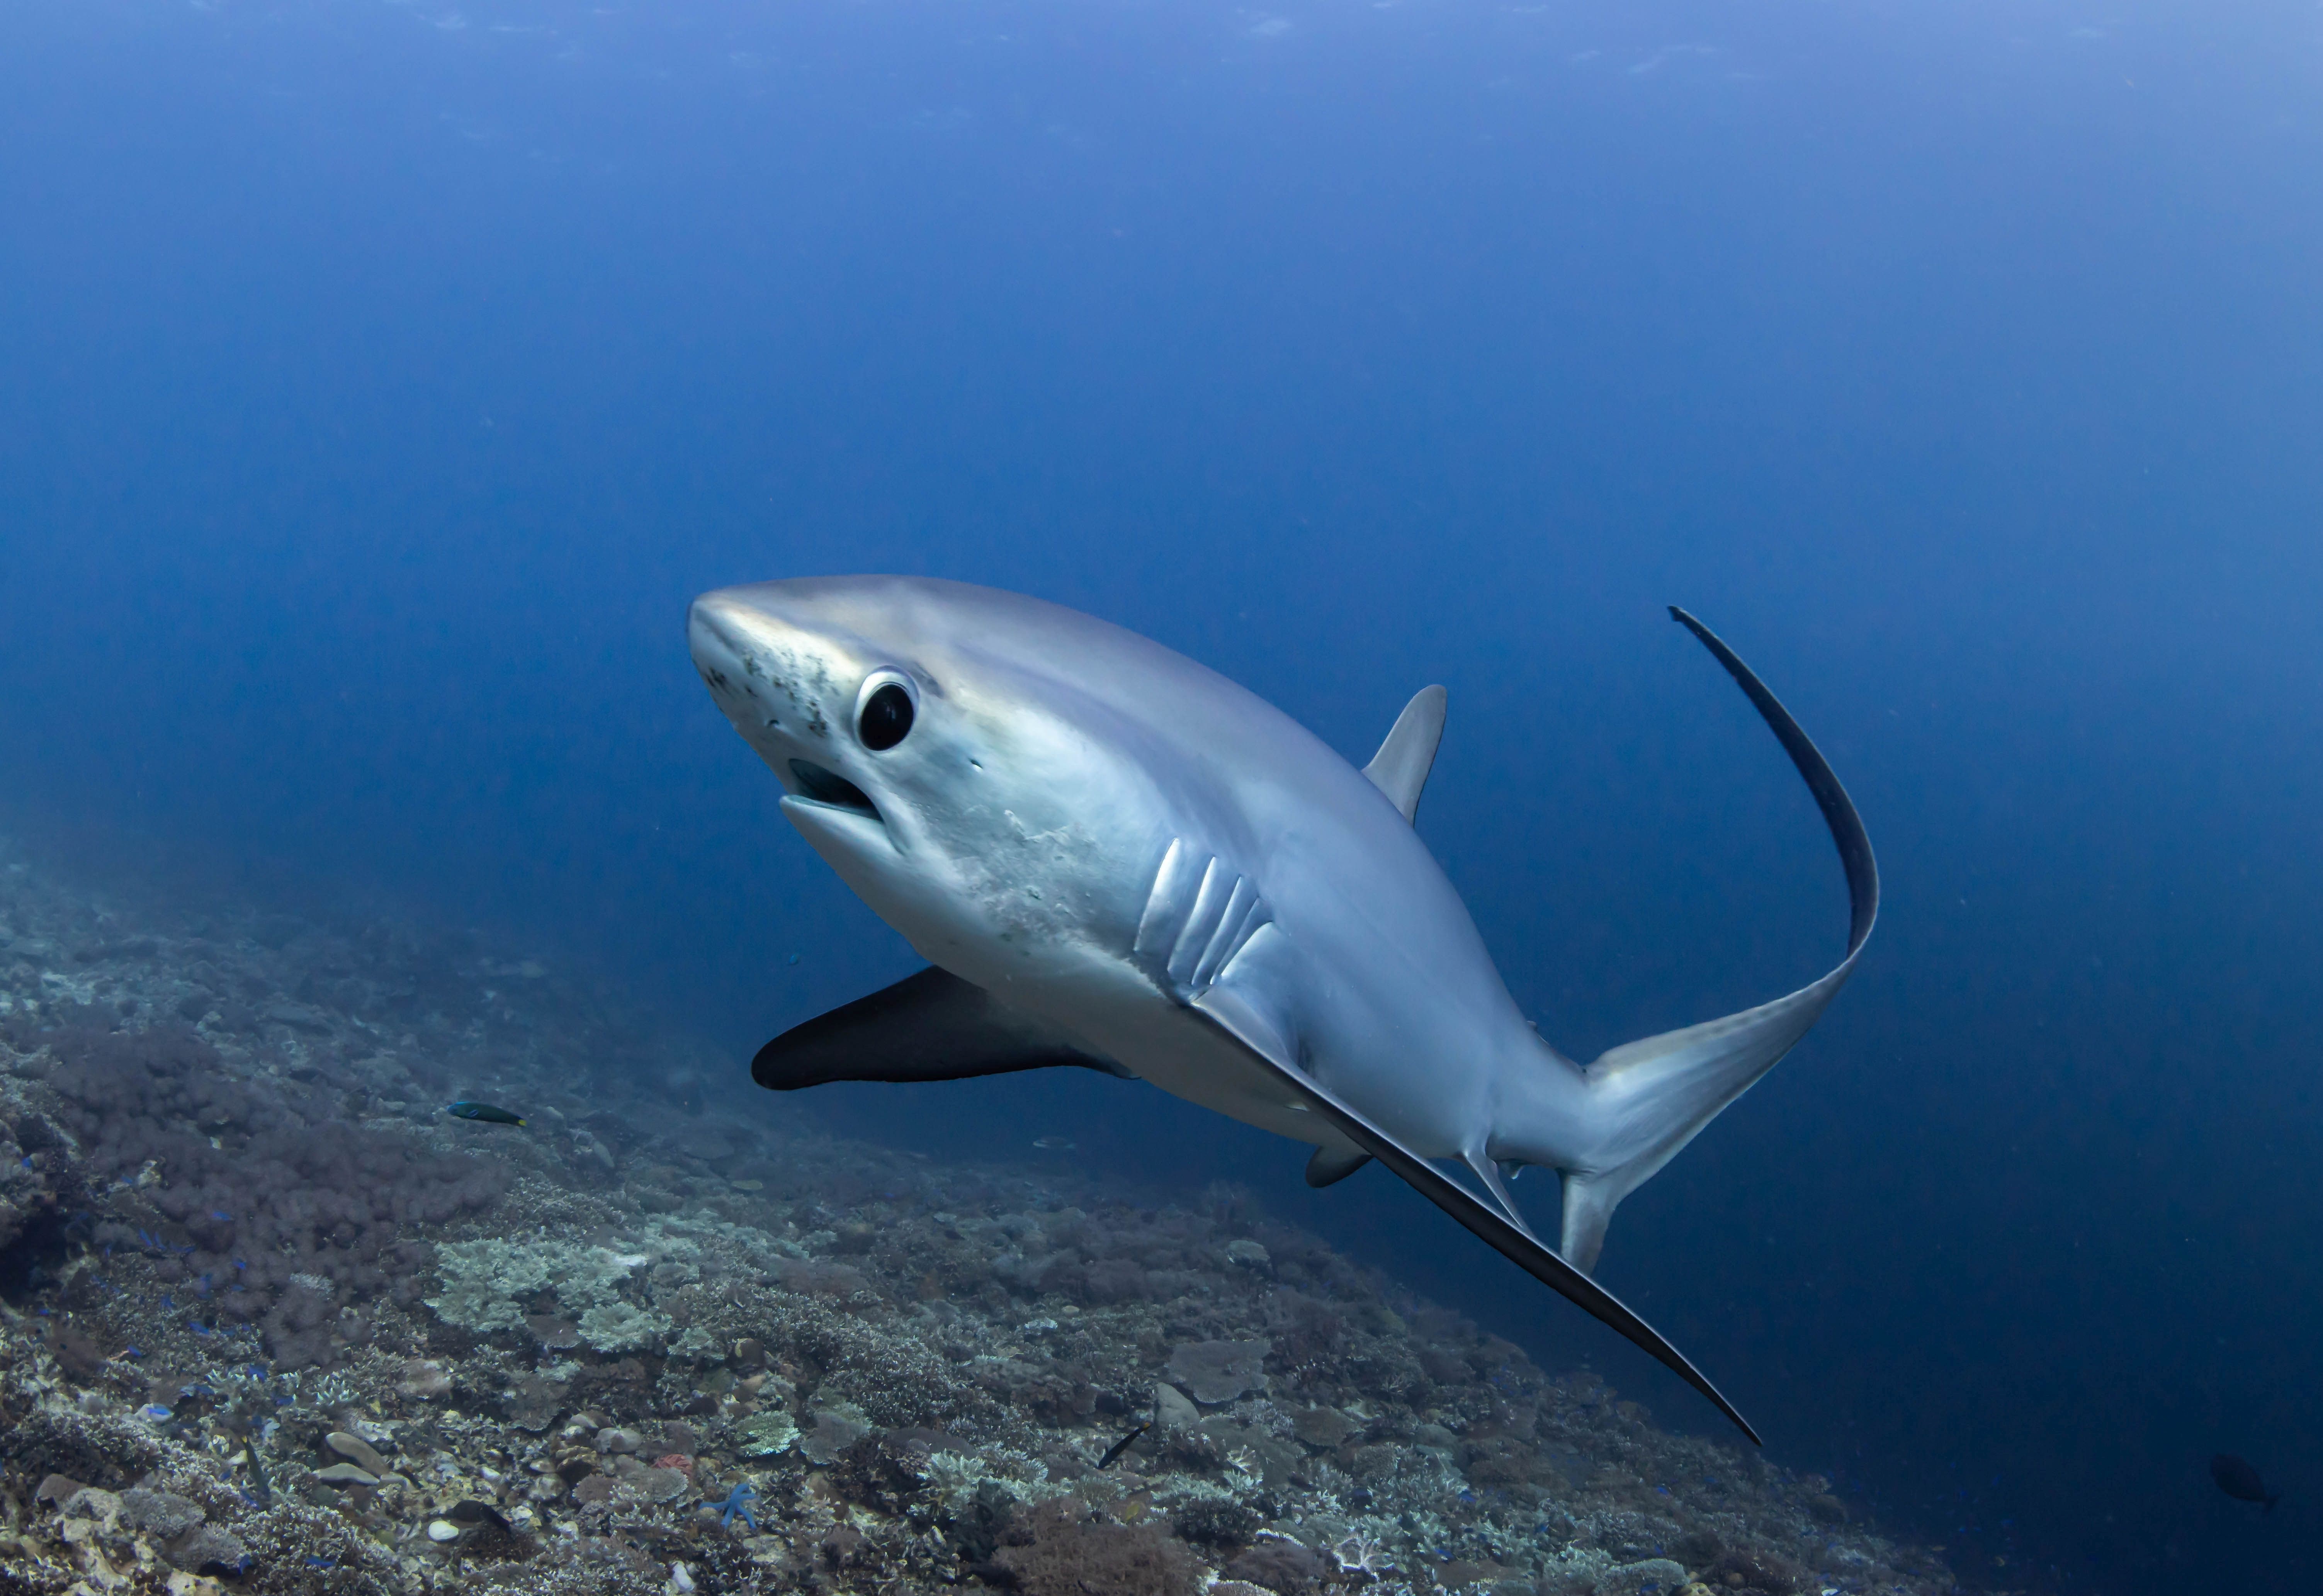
[1304, 1144, 1373, 1188]
[752, 966, 1131, 1090]
[1362, 685, 1448, 823]
[1189, 988, 1761, 1445]
[1554, 609, 1883, 1274]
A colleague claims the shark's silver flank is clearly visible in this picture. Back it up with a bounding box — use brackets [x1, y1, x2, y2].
[688, 577, 1877, 1440]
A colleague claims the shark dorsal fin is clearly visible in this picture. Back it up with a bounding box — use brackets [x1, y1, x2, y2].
[1363, 685, 1447, 823]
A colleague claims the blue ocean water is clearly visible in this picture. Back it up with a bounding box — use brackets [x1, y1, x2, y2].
[2, 0, 2318, 1589]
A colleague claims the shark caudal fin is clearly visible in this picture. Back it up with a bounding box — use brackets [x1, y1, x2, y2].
[1556, 609, 1879, 1273]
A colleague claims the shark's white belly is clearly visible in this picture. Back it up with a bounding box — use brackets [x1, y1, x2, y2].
[794, 802, 1324, 1141]
[969, 932, 1336, 1146]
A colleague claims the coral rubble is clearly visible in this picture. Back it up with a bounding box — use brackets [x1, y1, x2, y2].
[0, 834, 2011, 1595]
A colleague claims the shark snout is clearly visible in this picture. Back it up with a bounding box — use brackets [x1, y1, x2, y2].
[688, 588, 890, 833]
[686, 592, 756, 688]
[686, 590, 816, 758]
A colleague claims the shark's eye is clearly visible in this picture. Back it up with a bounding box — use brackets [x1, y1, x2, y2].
[856, 672, 916, 751]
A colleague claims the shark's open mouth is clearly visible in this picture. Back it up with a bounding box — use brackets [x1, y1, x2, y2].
[788, 759, 881, 822]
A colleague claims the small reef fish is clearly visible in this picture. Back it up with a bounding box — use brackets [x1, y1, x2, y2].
[242, 1438, 272, 1508]
[447, 1498, 512, 1534]
[445, 1101, 525, 1126]
[1031, 1136, 1076, 1151]
[2211, 1453, 2279, 1512]
[1098, 1420, 1151, 1469]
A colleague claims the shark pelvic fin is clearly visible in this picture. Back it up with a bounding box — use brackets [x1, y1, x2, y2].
[1362, 685, 1448, 823]
[1463, 1148, 1540, 1238]
[753, 967, 1131, 1090]
[1192, 982, 1761, 1445]
[1553, 610, 1880, 1274]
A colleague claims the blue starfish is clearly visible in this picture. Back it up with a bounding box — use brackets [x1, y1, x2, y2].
[715, 1481, 758, 1532]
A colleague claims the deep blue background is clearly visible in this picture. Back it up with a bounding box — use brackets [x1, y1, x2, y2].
[4, 0, 2320, 1589]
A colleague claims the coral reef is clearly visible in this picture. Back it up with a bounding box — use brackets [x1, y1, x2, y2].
[0, 833, 2024, 1595]
[426, 1238, 671, 1353]
[34, 1020, 505, 1368]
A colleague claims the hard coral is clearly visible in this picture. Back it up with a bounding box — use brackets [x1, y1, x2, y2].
[1165, 1338, 1270, 1404]
[1169, 1495, 1261, 1551]
[994, 1501, 1198, 1596]
[1703, 1547, 1809, 1595]
[426, 1237, 670, 1352]
[1222, 1536, 1330, 1595]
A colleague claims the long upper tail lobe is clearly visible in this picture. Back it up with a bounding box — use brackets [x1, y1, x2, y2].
[1554, 608, 1879, 1271]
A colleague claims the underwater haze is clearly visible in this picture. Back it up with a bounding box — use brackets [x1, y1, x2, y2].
[3, 0, 2321, 1590]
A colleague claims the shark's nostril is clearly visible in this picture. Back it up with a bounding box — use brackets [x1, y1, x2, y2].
[788, 760, 880, 820]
